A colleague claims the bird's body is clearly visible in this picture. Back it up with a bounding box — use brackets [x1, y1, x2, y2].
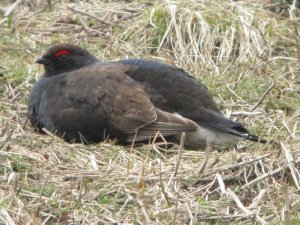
[28, 44, 266, 147]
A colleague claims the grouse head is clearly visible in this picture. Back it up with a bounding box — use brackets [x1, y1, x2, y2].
[36, 43, 98, 76]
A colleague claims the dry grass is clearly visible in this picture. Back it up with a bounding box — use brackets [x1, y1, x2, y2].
[0, 0, 300, 224]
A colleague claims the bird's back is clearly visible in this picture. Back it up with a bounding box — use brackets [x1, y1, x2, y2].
[121, 59, 220, 115]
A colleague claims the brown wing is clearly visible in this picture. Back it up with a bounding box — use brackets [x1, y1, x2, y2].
[62, 63, 156, 133]
[108, 71, 157, 133]
[98, 64, 198, 140]
[126, 108, 198, 142]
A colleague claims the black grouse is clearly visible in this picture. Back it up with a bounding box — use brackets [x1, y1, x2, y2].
[28, 43, 266, 148]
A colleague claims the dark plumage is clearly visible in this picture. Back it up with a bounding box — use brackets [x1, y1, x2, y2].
[28, 43, 267, 147]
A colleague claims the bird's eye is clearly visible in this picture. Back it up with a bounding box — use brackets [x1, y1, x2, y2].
[58, 54, 68, 59]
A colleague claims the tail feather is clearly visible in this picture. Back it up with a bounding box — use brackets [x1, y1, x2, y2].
[244, 133, 271, 144]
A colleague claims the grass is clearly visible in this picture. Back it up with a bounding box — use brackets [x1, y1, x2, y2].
[0, 0, 300, 224]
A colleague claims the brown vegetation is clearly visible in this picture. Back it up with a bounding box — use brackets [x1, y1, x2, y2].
[0, 0, 299, 224]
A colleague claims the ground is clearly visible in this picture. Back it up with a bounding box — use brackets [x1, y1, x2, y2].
[0, 0, 300, 224]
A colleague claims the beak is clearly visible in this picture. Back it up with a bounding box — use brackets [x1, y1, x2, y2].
[35, 57, 51, 65]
